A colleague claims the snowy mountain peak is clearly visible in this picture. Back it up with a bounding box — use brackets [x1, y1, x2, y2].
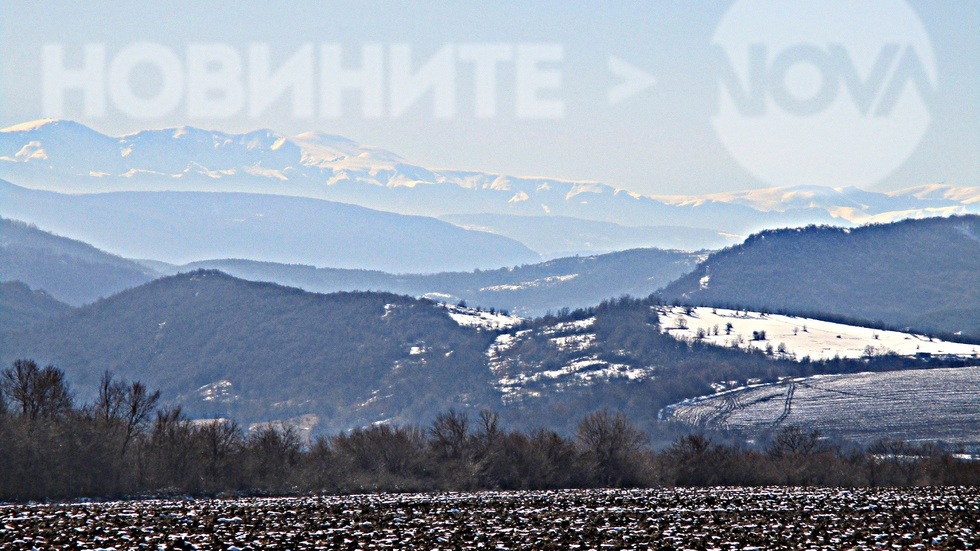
[1, 118, 87, 133]
[292, 130, 403, 165]
[889, 184, 980, 205]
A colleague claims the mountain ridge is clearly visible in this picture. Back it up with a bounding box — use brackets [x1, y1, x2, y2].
[0, 179, 540, 273]
[3, 120, 977, 245]
[0, 216, 157, 305]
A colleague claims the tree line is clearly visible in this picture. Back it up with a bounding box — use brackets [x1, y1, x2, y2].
[2, 359, 979, 502]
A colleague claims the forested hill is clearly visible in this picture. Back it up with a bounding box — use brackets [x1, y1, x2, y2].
[177, 247, 699, 317]
[0, 217, 156, 305]
[0, 270, 499, 433]
[0, 280, 71, 330]
[2, 269, 968, 438]
[662, 215, 980, 338]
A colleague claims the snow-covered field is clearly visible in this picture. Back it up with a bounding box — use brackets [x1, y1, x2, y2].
[658, 306, 980, 361]
[4, 488, 979, 549]
[663, 366, 980, 449]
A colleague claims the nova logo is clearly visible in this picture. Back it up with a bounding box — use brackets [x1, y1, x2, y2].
[721, 43, 933, 118]
[712, 0, 937, 187]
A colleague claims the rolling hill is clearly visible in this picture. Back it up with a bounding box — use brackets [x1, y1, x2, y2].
[0, 217, 157, 305]
[3, 216, 698, 317]
[0, 179, 540, 273]
[0, 273, 761, 435]
[166, 247, 700, 317]
[663, 367, 980, 452]
[438, 213, 738, 257]
[662, 216, 980, 339]
[0, 270, 500, 433]
[0, 281, 72, 331]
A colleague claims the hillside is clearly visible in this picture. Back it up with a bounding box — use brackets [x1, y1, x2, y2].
[2, 217, 695, 315]
[0, 271, 500, 433]
[172, 248, 700, 317]
[0, 179, 540, 273]
[0, 277, 779, 435]
[658, 306, 980, 361]
[439, 213, 738, 256]
[663, 367, 980, 451]
[0, 217, 156, 305]
[0, 281, 71, 330]
[1, 272, 970, 438]
[662, 216, 980, 338]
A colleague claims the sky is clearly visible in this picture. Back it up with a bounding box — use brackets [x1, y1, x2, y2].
[0, 0, 976, 196]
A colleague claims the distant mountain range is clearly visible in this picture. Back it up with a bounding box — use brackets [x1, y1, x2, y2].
[2, 119, 977, 254]
[663, 215, 980, 339]
[160, 248, 699, 317]
[2, 118, 978, 441]
[0, 215, 696, 315]
[438, 214, 737, 257]
[0, 179, 539, 273]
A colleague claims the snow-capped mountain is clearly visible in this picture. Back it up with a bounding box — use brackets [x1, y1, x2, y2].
[654, 184, 980, 225]
[2, 120, 977, 247]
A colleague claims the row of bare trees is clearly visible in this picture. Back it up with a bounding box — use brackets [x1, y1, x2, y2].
[2, 359, 979, 501]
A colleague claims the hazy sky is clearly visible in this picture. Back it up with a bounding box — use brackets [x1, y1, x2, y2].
[0, 1, 976, 195]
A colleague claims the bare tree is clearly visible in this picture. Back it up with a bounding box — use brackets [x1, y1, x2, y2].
[576, 410, 649, 487]
[429, 409, 470, 460]
[93, 371, 126, 424]
[766, 426, 829, 485]
[1, 359, 73, 420]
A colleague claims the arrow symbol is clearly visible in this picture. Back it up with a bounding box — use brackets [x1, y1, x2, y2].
[608, 56, 656, 106]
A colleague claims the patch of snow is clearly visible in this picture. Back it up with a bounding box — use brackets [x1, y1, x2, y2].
[699, 274, 710, 290]
[443, 304, 524, 330]
[15, 142, 48, 161]
[244, 165, 288, 181]
[480, 274, 578, 292]
[502, 355, 653, 403]
[196, 380, 239, 403]
[658, 306, 980, 361]
[422, 292, 456, 302]
[550, 333, 596, 353]
[508, 191, 530, 203]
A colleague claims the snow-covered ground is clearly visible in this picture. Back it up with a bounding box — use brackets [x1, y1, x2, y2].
[479, 274, 578, 293]
[663, 366, 980, 450]
[195, 379, 239, 403]
[442, 304, 525, 330]
[485, 317, 654, 403]
[658, 306, 980, 361]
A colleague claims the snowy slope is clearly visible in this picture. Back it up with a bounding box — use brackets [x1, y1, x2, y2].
[485, 317, 654, 404]
[658, 306, 980, 361]
[442, 303, 524, 330]
[663, 366, 980, 450]
[653, 185, 980, 222]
